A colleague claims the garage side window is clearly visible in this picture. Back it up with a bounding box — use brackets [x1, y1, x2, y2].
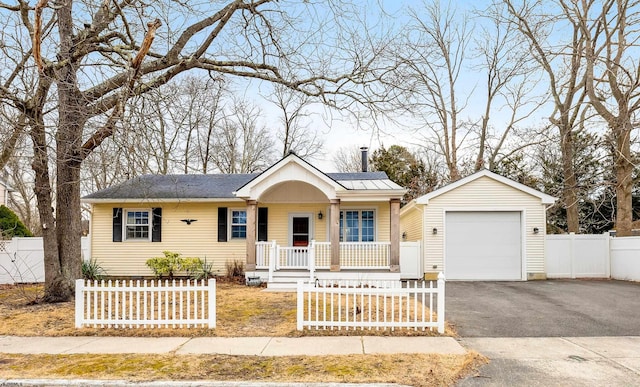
[340, 210, 375, 242]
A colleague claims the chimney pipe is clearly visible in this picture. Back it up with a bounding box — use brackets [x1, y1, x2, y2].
[360, 146, 369, 172]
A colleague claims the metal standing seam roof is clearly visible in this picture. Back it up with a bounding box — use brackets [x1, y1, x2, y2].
[83, 172, 401, 200]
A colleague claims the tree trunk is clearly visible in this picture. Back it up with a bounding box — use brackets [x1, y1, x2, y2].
[30, 109, 69, 302]
[47, 0, 84, 301]
[560, 126, 580, 233]
[613, 118, 633, 237]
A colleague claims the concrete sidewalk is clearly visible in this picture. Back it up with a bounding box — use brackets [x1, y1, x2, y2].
[0, 335, 466, 356]
[458, 336, 640, 386]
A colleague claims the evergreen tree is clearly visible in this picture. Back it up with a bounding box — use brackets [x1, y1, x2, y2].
[0, 205, 33, 238]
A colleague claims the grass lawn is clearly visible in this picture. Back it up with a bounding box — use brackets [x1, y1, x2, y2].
[0, 281, 486, 386]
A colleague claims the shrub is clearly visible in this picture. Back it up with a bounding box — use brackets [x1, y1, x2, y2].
[0, 205, 33, 238]
[82, 259, 107, 281]
[146, 251, 184, 279]
[146, 251, 209, 279]
[225, 259, 244, 279]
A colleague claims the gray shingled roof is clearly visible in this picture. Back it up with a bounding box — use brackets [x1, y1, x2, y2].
[83, 172, 393, 200]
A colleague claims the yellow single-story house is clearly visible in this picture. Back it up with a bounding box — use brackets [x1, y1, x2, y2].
[83, 153, 407, 287]
[400, 170, 557, 281]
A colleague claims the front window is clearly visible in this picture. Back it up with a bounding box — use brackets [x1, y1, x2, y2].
[231, 209, 247, 239]
[125, 210, 150, 240]
[340, 210, 375, 242]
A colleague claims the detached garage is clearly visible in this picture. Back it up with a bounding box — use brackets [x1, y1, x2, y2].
[400, 170, 556, 281]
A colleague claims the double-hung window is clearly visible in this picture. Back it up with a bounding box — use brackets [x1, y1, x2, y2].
[339, 210, 375, 242]
[231, 209, 247, 239]
[125, 210, 150, 241]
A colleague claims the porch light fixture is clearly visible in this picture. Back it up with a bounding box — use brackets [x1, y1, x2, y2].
[533, 227, 540, 234]
[432, 227, 438, 235]
[318, 211, 323, 220]
[402, 231, 407, 240]
[180, 219, 198, 225]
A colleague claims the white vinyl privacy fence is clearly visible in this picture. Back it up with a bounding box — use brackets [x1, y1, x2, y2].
[610, 237, 640, 281]
[0, 237, 91, 284]
[546, 234, 640, 281]
[75, 278, 216, 328]
[546, 234, 610, 278]
[297, 274, 445, 334]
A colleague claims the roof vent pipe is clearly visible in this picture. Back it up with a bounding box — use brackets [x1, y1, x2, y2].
[360, 146, 369, 172]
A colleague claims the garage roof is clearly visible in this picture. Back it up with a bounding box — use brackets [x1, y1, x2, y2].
[415, 169, 557, 205]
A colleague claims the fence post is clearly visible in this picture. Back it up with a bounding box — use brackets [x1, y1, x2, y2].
[208, 278, 216, 329]
[75, 278, 84, 328]
[569, 232, 576, 279]
[437, 272, 445, 334]
[309, 240, 315, 281]
[604, 232, 611, 278]
[296, 280, 304, 331]
[268, 240, 277, 282]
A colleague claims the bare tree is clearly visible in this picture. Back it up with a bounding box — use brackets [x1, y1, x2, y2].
[398, 0, 473, 181]
[210, 98, 275, 173]
[333, 146, 364, 173]
[268, 84, 324, 159]
[474, 3, 547, 171]
[0, 0, 396, 301]
[568, 0, 640, 236]
[503, 0, 589, 233]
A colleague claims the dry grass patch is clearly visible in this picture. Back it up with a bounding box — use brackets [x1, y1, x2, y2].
[0, 282, 454, 337]
[0, 352, 486, 386]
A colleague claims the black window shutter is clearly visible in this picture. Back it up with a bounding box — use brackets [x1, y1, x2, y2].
[152, 208, 162, 242]
[258, 207, 268, 241]
[112, 208, 122, 242]
[218, 207, 228, 242]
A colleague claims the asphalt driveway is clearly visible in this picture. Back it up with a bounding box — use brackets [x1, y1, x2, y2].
[445, 279, 640, 337]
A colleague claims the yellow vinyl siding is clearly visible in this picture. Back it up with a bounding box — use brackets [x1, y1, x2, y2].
[91, 202, 244, 277]
[400, 202, 423, 242]
[423, 176, 547, 276]
[91, 200, 393, 277]
[261, 202, 390, 244]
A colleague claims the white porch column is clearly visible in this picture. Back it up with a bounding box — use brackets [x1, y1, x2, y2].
[330, 199, 341, 271]
[390, 198, 400, 272]
[246, 200, 257, 271]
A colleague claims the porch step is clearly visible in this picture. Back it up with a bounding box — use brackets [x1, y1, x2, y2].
[267, 271, 313, 289]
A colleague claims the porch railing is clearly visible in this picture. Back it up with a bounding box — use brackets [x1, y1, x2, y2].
[315, 242, 390, 269]
[255, 240, 391, 281]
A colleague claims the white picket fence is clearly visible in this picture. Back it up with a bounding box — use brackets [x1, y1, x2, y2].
[75, 278, 216, 329]
[296, 273, 445, 334]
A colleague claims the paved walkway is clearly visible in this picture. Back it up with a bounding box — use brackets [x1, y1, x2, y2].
[0, 335, 465, 356]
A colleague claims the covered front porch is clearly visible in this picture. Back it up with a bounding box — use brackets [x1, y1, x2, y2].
[252, 240, 400, 287]
[234, 153, 406, 288]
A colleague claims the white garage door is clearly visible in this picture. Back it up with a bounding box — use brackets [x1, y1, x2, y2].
[445, 211, 522, 280]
